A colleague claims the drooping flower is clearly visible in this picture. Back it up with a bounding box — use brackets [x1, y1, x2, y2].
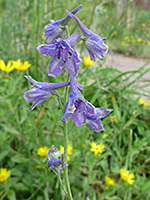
[62, 75, 112, 132]
[90, 141, 105, 156]
[83, 56, 94, 67]
[105, 176, 116, 186]
[24, 75, 70, 110]
[0, 59, 14, 73]
[120, 169, 135, 184]
[47, 145, 67, 174]
[12, 59, 31, 71]
[37, 33, 82, 77]
[85, 107, 112, 132]
[37, 146, 49, 156]
[65, 10, 108, 61]
[0, 168, 10, 182]
[44, 5, 83, 43]
[60, 144, 73, 160]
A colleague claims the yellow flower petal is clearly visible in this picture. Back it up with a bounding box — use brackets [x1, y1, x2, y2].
[0, 168, 10, 182]
[137, 38, 143, 43]
[105, 176, 116, 186]
[37, 146, 49, 157]
[139, 98, 148, 106]
[120, 168, 135, 184]
[60, 144, 73, 160]
[0, 59, 6, 71]
[83, 56, 94, 67]
[90, 142, 105, 156]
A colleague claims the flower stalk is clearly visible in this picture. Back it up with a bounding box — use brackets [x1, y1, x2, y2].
[63, 122, 73, 200]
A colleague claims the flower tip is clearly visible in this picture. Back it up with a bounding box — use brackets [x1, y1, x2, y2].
[109, 109, 113, 113]
[78, 4, 83, 9]
[65, 10, 72, 17]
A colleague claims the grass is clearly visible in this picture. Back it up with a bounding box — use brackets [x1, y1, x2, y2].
[0, 0, 150, 200]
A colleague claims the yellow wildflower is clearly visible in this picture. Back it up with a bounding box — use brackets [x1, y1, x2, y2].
[121, 42, 125, 47]
[105, 176, 116, 186]
[41, 31, 46, 41]
[148, 40, 150, 46]
[130, 35, 134, 39]
[141, 23, 146, 27]
[60, 144, 73, 160]
[0, 168, 10, 182]
[81, 143, 85, 147]
[90, 141, 105, 156]
[137, 38, 143, 43]
[0, 60, 14, 73]
[83, 56, 94, 67]
[120, 169, 135, 184]
[124, 36, 129, 40]
[147, 27, 150, 32]
[13, 59, 31, 71]
[37, 146, 49, 157]
[35, 165, 41, 169]
[102, 133, 107, 138]
[29, 23, 33, 28]
[110, 115, 118, 123]
[139, 98, 148, 106]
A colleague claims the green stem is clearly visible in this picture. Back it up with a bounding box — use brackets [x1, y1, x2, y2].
[63, 122, 73, 200]
[63, 73, 73, 200]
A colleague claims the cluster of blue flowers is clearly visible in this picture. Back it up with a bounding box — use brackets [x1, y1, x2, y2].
[24, 5, 112, 170]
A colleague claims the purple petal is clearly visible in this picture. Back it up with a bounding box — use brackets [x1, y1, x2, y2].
[86, 118, 104, 132]
[48, 57, 65, 77]
[86, 47, 96, 62]
[24, 75, 70, 91]
[24, 88, 52, 102]
[66, 32, 81, 46]
[71, 102, 86, 126]
[96, 108, 113, 118]
[37, 44, 56, 57]
[27, 99, 46, 111]
[65, 10, 92, 36]
[61, 5, 83, 25]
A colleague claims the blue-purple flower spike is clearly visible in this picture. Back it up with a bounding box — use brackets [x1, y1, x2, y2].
[37, 33, 82, 77]
[65, 10, 108, 62]
[44, 5, 83, 44]
[24, 76, 70, 110]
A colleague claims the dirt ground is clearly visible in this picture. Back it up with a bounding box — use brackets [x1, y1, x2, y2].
[103, 52, 150, 103]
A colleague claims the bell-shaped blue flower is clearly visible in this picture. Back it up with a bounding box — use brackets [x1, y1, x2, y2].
[37, 33, 82, 77]
[24, 76, 70, 110]
[44, 5, 83, 44]
[62, 75, 112, 132]
[65, 10, 108, 62]
[85, 107, 113, 132]
[48, 145, 68, 174]
[62, 75, 87, 126]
